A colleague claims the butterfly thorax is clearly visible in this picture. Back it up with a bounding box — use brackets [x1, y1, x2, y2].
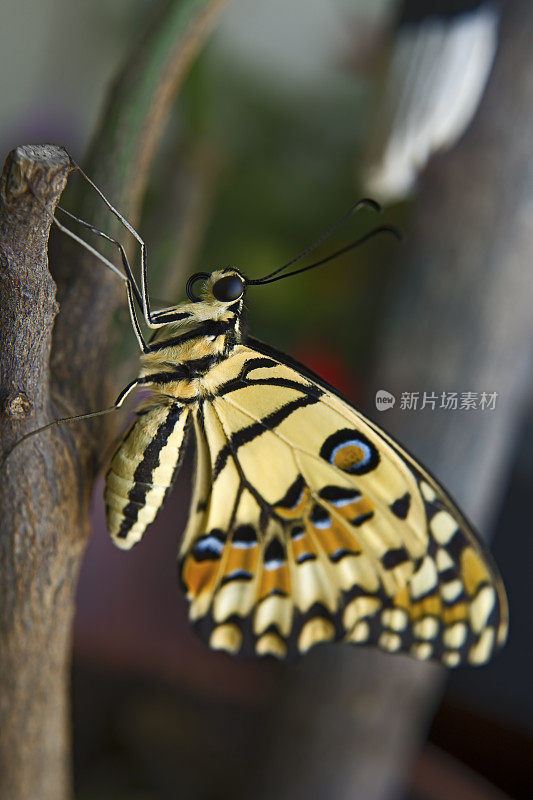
[138, 269, 245, 404]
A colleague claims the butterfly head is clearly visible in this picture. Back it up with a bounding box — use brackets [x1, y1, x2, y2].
[147, 269, 247, 357]
[186, 268, 246, 307]
[148, 267, 246, 350]
[175, 267, 247, 331]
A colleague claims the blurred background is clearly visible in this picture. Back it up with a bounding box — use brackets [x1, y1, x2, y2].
[1, 0, 531, 798]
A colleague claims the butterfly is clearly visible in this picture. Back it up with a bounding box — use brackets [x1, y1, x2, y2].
[27, 166, 507, 666]
[95, 214, 508, 666]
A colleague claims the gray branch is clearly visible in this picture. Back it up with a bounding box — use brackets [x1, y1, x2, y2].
[0, 144, 76, 800]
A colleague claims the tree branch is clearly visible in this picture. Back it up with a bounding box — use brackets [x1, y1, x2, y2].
[0, 144, 76, 800]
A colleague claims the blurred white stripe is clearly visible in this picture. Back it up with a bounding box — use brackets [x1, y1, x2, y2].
[362, 3, 498, 201]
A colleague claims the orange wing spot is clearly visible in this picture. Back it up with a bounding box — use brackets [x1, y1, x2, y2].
[182, 557, 220, 598]
[408, 594, 442, 620]
[289, 531, 318, 562]
[317, 522, 361, 558]
[275, 487, 310, 520]
[393, 587, 468, 626]
[461, 546, 491, 597]
[392, 586, 411, 611]
[223, 544, 260, 577]
[352, 497, 374, 518]
[334, 445, 366, 471]
[392, 586, 443, 620]
[259, 564, 290, 600]
[442, 602, 469, 625]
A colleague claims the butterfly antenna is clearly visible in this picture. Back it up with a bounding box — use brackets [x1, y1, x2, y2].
[247, 224, 401, 286]
[247, 198, 382, 285]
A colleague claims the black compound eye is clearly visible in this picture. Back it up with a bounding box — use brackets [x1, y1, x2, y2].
[212, 274, 244, 302]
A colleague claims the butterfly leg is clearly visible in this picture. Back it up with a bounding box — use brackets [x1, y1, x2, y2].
[70, 162, 160, 329]
[53, 206, 150, 352]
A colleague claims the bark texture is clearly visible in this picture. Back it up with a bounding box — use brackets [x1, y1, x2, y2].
[0, 145, 76, 800]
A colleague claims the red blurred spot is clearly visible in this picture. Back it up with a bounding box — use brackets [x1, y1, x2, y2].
[291, 343, 363, 403]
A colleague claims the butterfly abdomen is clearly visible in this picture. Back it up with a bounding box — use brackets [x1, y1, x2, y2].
[105, 403, 189, 549]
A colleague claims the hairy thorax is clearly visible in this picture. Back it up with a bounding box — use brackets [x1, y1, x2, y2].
[138, 312, 241, 405]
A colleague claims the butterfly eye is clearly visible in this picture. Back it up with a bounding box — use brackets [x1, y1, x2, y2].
[186, 272, 211, 302]
[212, 275, 244, 302]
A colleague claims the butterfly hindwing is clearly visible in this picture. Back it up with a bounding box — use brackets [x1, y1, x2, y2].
[178, 341, 507, 665]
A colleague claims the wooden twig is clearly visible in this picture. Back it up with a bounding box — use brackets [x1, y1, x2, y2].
[0, 144, 76, 800]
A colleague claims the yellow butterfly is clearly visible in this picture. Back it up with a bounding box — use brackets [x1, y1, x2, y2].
[30, 166, 509, 665]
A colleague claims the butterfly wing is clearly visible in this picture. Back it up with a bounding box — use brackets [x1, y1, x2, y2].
[179, 340, 508, 665]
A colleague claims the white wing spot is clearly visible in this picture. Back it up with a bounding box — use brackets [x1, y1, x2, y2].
[343, 596, 381, 630]
[413, 616, 439, 641]
[420, 481, 437, 502]
[470, 585, 496, 633]
[436, 547, 454, 571]
[411, 642, 433, 660]
[442, 650, 461, 668]
[379, 631, 402, 652]
[410, 556, 438, 600]
[468, 627, 495, 665]
[443, 622, 467, 649]
[430, 511, 458, 545]
[349, 620, 370, 643]
[255, 632, 287, 658]
[382, 608, 408, 632]
[441, 579, 463, 603]
[210, 623, 242, 654]
[298, 618, 335, 653]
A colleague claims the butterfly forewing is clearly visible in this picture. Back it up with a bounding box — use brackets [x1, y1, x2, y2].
[177, 342, 508, 665]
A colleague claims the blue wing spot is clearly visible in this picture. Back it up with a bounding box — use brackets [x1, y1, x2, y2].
[192, 529, 226, 561]
[296, 553, 317, 565]
[310, 504, 331, 530]
[222, 569, 254, 584]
